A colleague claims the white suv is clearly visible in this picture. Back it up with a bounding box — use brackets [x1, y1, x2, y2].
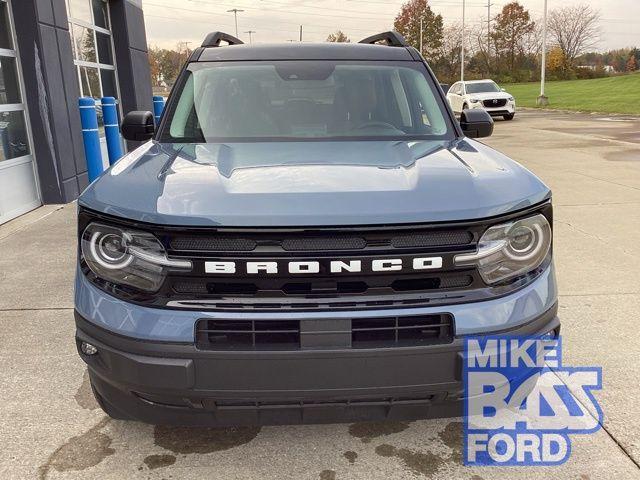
[447, 80, 515, 120]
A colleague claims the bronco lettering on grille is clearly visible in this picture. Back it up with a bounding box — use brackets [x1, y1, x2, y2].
[204, 257, 444, 275]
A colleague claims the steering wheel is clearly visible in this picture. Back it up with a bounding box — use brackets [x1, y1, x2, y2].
[351, 121, 399, 131]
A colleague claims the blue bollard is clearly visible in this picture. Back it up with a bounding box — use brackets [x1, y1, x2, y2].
[101, 96, 123, 165]
[152, 95, 165, 126]
[79, 97, 103, 182]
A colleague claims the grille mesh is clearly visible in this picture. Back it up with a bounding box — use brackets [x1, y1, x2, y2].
[172, 275, 473, 296]
[173, 281, 208, 294]
[483, 99, 508, 107]
[282, 237, 367, 251]
[439, 275, 474, 289]
[171, 230, 472, 252]
[171, 237, 257, 252]
[391, 231, 473, 248]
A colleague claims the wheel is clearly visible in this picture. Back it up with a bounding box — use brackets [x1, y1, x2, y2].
[90, 375, 131, 420]
[503, 113, 515, 120]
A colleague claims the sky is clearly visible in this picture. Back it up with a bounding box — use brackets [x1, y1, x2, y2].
[142, 0, 639, 52]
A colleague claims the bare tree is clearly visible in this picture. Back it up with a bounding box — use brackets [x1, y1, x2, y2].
[468, 23, 491, 75]
[433, 24, 462, 81]
[522, 20, 543, 58]
[547, 4, 600, 67]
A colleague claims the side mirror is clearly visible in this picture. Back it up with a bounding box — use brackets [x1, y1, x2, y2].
[501, 88, 506, 92]
[460, 109, 494, 138]
[121, 111, 155, 141]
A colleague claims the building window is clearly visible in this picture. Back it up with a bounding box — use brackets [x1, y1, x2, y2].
[66, 0, 120, 137]
[0, 1, 31, 163]
[66, 0, 119, 100]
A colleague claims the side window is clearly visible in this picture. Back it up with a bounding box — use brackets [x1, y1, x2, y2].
[401, 69, 446, 134]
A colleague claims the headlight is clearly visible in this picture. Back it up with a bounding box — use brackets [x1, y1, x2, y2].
[81, 222, 191, 292]
[469, 98, 480, 103]
[454, 214, 551, 285]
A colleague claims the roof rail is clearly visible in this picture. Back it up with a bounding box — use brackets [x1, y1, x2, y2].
[358, 31, 408, 47]
[201, 31, 244, 47]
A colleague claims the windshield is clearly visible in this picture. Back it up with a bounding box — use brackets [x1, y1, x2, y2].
[159, 61, 452, 142]
[465, 81, 501, 94]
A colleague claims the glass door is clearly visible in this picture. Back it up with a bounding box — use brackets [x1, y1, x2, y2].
[0, 0, 41, 224]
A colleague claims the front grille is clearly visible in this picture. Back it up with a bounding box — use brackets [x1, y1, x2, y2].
[162, 224, 481, 311]
[483, 98, 507, 108]
[195, 314, 454, 351]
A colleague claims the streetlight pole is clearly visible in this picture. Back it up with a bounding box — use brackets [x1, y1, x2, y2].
[244, 30, 255, 44]
[537, 0, 549, 105]
[461, 0, 465, 81]
[419, 18, 423, 55]
[227, 8, 244, 38]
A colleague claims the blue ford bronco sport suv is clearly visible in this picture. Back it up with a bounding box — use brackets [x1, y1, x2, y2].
[74, 31, 559, 425]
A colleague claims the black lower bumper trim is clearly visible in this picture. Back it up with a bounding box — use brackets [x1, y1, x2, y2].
[75, 305, 559, 426]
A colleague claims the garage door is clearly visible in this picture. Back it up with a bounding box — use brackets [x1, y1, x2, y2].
[0, 0, 40, 224]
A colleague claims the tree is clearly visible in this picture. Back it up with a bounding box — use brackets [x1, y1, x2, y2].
[147, 43, 193, 87]
[548, 4, 600, 68]
[490, 2, 535, 75]
[627, 55, 638, 72]
[148, 46, 162, 86]
[432, 25, 462, 82]
[465, 23, 493, 77]
[393, 0, 443, 60]
[547, 47, 565, 72]
[326, 31, 350, 43]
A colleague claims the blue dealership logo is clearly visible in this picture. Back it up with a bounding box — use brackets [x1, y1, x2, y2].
[463, 335, 602, 466]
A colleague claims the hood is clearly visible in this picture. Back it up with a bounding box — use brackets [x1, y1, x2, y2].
[79, 139, 550, 227]
[467, 91, 512, 100]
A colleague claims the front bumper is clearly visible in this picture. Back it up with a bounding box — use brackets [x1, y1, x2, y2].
[76, 303, 559, 426]
[468, 101, 515, 116]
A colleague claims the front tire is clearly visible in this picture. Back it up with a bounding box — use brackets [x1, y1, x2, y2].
[504, 113, 515, 120]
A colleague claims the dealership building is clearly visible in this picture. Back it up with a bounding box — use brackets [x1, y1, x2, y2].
[0, 0, 152, 224]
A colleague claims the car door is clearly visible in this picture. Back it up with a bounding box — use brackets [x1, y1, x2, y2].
[447, 83, 461, 112]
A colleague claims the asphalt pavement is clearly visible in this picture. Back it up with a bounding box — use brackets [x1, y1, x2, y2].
[0, 109, 639, 479]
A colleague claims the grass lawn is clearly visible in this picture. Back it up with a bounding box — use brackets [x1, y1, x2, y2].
[503, 73, 640, 115]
